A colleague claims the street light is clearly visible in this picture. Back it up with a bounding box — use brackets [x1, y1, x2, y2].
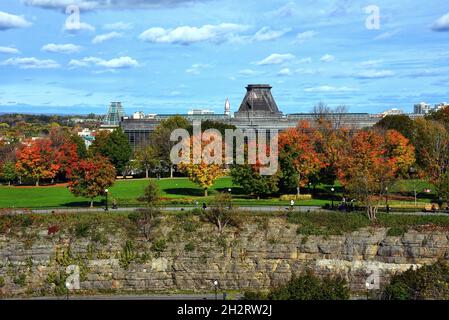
[331, 188, 335, 209]
[213, 280, 219, 300]
[104, 189, 109, 211]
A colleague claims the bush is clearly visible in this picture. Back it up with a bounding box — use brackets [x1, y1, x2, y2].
[13, 274, 27, 287]
[151, 239, 167, 253]
[74, 223, 89, 238]
[184, 242, 195, 252]
[245, 272, 350, 300]
[269, 272, 350, 300]
[382, 260, 449, 300]
[280, 194, 312, 201]
[0, 276, 5, 287]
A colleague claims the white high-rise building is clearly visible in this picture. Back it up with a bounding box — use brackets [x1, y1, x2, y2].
[414, 102, 431, 114]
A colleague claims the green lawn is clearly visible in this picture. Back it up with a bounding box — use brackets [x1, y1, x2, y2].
[0, 177, 436, 209]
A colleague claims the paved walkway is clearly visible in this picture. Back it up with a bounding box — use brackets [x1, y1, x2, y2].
[3, 206, 449, 216]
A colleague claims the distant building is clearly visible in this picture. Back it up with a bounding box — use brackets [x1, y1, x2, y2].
[77, 128, 95, 148]
[414, 102, 431, 114]
[224, 98, 231, 116]
[103, 102, 125, 127]
[187, 109, 215, 115]
[132, 111, 145, 119]
[382, 108, 404, 116]
[120, 84, 382, 149]
[434, 102, 449, 112]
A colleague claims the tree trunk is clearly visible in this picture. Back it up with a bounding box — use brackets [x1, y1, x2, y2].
[297, 173, 301, 196]
[145, 169, 149, 179]
[204, 188, 208, 197]
[35, 179, 39, 187]
[170, 165, 173, 178]
[8, 181, 11, 186]
[90, 200, 94, 208]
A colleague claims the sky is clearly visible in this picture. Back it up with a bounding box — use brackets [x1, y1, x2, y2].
[0, 0, 448, 115]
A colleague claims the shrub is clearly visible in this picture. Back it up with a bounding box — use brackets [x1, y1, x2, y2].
[74, 223, 89, 238]
[47, 225, 60, 235]
[151, 239, 167, 253]
[184, 242, 195, 252]
[13, 274, 27, 287]
[0, 276, 5, 287]
[246, 272, 350, 300]
[382, 260, 449, 300]
[280, 194, 312, 201]
[118, 240, 136, 270]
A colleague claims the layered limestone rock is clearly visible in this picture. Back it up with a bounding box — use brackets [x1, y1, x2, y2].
[0, 218, 449, 297]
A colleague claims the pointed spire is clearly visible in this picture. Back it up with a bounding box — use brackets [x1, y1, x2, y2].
[225, 97, 231, 116]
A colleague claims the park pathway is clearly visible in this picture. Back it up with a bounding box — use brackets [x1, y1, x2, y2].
[3, 206, 449, 216]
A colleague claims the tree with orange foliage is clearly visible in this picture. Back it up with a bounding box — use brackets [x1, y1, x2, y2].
[15, 139, 60, 186]
[176, 130, 224, 197]
[278, 121, 324, 195]
[337, 129, 415, 220]
[54, 139, 79, 180]
[68, 156, 116, 207]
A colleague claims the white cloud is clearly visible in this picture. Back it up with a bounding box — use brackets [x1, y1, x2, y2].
[320, 54, 335, 62]
[64, 21, 95, 33]
[2, 57, 60, 69]
[354, 70, 395, 79]
[277, 68, 292, 76]
[252, 27, 290, 41]
[186, 63, 209, 75]
[256, 53, 295, 65]
[0, 11, 31, 30]
[298, 57, 312, 64]
[270, 2, 299, 18]
[42, 43, 82, 53]
[92, 32, 123, 44]
[360, 59, 383, 67]
[68, 56, 138, 69]
[304, 86, 357, 93]
[0, 46, 20, 54]
[432, 13, 449, 31]
[238, 69, 258, 76]
[103, 22, 133, 30]
[139, 23, 247, 45]
[374, 29, 400, 40]
[23, 0, 199, 11]
[296, 30, 316, 43]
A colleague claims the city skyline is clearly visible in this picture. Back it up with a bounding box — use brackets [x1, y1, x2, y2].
[1, 0, 449, 115]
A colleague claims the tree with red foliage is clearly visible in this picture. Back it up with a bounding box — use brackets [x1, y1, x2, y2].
[68, 156, 116, 207]
[54, 139, 79, 180]
[278, 121, 324, 195]
[15, 139, 60, 186]
[337, 129, 415, 220]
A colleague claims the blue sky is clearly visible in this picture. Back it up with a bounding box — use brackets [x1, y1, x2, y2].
[0, 0, 448, 115]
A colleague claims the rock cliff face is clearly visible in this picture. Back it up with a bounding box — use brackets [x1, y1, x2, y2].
[1, 217, 449, 297]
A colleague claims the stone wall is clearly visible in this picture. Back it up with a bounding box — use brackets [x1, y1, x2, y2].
[1, 217, 449, 297]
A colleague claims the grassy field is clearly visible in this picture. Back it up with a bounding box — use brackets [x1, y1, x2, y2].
[0, 177, 436, 209]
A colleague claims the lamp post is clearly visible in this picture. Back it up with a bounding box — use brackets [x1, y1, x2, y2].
[331, 188, 335, 209]
[409, 166, 418, 207]
[385, 186, 389, 213]
[105, 189, 109, 212]
[213, 280, 219, 300]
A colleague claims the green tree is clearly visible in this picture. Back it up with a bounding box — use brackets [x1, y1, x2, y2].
[150, 116, 190, 178]
[134, 143, 157, 178]
[382, 261, 449, 300]
[70, 134, 88, 159]
[375, 115, 416, 140]
[0, 161, 17, 186]
[135, 181, 162, 240]
[91, 128, 132, 175]
[230, 164, 279, 199]
[203, 193, 240, 234]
